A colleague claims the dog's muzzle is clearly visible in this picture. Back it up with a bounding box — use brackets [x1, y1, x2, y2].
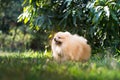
[54, 38, 62, 44]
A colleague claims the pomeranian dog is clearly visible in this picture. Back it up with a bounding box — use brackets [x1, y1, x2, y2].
[51, 31, 91, 62]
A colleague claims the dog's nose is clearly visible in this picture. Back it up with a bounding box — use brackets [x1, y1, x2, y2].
[54, 38, 62, 44]
[54, 38, 57, 41]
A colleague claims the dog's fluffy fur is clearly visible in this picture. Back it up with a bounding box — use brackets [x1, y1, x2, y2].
[51, 31, 91, 62]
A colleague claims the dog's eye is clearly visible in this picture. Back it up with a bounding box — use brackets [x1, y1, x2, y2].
[58, 37, 61, 39]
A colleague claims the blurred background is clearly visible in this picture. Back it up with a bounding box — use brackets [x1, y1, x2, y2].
[0, 0, 49, 52]
[0, 0, 120, 55]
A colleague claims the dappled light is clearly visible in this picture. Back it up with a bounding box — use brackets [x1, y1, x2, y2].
[0, 51, 120, 80]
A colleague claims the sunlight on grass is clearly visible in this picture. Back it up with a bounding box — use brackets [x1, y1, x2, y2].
[0, 50, 120, 80]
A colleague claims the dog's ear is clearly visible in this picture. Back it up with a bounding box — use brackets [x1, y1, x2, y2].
[64, 31, 71, 35]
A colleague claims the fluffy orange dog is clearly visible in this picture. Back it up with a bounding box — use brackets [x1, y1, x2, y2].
[51, 31, 91, 62]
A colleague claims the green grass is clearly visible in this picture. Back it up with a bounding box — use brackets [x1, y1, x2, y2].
[0, 51, 120, 80]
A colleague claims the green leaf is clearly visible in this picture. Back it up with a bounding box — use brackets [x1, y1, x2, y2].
[73, 15, 77, 27]
[95, 6, 103, 12]
[58, 12, 69, 26]
[36, 16, 45, 27]
[92, 10, 103, 24]
[17, 14, 23, 22]
[22, 0, 27, 6]
[104, 6, 110, 18]
[48, 18, 52, 26]
[110, 10, 119, 22]
[86, 1, 95, 8]
[35, 26, 40, 31]
[24, 17, 29, 24]
[29, 0, 32, 4]
[66, 0, 72, 7]
[72, 10, 77, 26]
[77, 10, 82, 20]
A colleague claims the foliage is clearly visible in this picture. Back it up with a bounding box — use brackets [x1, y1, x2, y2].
[18, 0, 120, 54]
[0, 0, 30, 51]
[0, 51, 120, 80]
[18, 0, 92, 51]
[28, 30, 50, 51]
[0, 0, 46, 51]
[18, 0, 89, 31]
[0, 0, 22, 34]
[87, 0, 120, 53]
[0, 26, 31, 51]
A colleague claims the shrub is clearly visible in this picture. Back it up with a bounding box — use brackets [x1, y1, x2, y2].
[87, 0, 120, 54]
[18, 0, 120, 54]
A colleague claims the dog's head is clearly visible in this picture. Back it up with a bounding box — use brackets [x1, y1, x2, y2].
[53, 31, 71, 45]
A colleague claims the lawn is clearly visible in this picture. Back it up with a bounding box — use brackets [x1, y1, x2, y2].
[0, 51, 120, 80]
